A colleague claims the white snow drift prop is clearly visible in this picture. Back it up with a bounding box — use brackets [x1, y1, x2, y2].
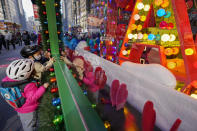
[76, 42, 197, 131]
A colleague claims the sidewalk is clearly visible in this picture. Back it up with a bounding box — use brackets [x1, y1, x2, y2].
[0, 42, 36, 131]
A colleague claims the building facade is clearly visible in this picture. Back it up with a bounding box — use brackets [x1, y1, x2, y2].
[17, 0, 27, 30]
[62, 0, 73, 32]
[80, 0, 88, 32]
[0, 0, 27, 32]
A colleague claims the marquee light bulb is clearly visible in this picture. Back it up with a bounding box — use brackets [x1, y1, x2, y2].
[164, 48, 173, 56]
[138, 33, 143, 39]
[134, 14, 140, 21]
[122, 50, 128, 55]
[157, 8, 166, 17]
[144, 4, 150, 11]
[148, 34, 155, 40]
[167, 62, 176, 69]
[140, 16, 146, 22]
[155, 0, 163, 6]
[161, 0, 169, 8]
[143, 34, 148, 39]
[161, 34, 170, 42]
[185, 48, 194, 56]
[133, 34, 138, 39]
[169, 34, 176, 42]
[128, 34, 133, 39]
[137, 25, 142, 31]
[137, 2, 144, 10]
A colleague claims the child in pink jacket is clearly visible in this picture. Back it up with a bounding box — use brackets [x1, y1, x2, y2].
[1, 59, 49, 131]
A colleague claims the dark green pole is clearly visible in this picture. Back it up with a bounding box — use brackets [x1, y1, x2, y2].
[45, 1, 106, 130]
[45, 0, 59, 56]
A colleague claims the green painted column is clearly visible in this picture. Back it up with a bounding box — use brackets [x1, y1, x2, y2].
[45, 0, 59, 56]
[45, 0, 106, 131]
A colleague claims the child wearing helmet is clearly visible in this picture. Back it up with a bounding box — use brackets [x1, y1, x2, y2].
[1, 59, 49, 131]
[20, 45, 54, 80]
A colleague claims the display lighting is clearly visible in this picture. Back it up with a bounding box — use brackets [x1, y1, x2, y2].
[143, 34, 148, 40]
[155, 34, 161, 41]
[144, 4, 150, 11]
[42, 1, 46, 5]
[185, 48, 194, 56]
[148, 34, 155, 40]
[161, 34, 170, 42]
[128, 34, 133, 39]
[191, 94, 197, 99]
[164, 48, 173, 56]
[157, 8, 166, 17]
[169, 34, 176, 42]
[161, 0, 169, 8]
[45, 30, 49, 34]
[124, 43, 129, 47]
[137, 25, 142, 31]
[127, 50, 131, 55]
[137, 2, 144, 10]
[167, 23, 174, 30]
[155, 0, 163, 6]
[167, 61, 176, 69]
[54, 3, 58, 6]
[140, 16, 146, 22]
[131, 24, 137, 30]
[164, 11, 171, 18]
[104, 121, 111, 129]
[172, 47, 179, 55]
[159, 21, 168, 29]
[134, 14, 140, 21]
[133, 34, 138, 39]
[138, 33, 143, 39]
[122, 50, 128, 55]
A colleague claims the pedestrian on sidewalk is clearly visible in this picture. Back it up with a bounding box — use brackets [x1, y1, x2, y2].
[10, 32, 16, 50]
[22, 31, 31, 45]
[0, 32, 6, 54]
[16, 31, 22, 46]
[4, 30, 11, 50]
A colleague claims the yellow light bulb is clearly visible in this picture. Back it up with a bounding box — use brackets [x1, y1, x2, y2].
[104, 121, 111, 129]
[140, 16, 146, 22]
[167, 62, 176, 69]
[137, 25, 143, 31]
[131, 24, 137, 30]
[143, 34, 148, 39]
[127, 50, 131, 54]
[42, 1, 46, 4]
[185, 48, 194, 56]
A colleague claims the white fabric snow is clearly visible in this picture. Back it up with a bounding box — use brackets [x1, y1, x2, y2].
[76, 42, 197, 131]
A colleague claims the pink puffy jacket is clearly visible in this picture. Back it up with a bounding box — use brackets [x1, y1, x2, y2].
[2, 77, 46, 113]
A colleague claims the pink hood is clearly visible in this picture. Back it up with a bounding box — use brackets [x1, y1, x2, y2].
[2, 76, 16, 82]
[2, 77, 46, 113]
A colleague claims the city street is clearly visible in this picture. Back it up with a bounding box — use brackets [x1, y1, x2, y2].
[0, 44, 24, 131]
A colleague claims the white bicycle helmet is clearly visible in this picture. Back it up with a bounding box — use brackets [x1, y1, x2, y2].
[6, 59, 34, 81]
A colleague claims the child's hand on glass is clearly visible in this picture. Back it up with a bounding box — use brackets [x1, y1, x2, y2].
[43, 83, 49, 88]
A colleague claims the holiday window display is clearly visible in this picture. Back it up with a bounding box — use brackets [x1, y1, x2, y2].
[119, 0, 197, 95]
